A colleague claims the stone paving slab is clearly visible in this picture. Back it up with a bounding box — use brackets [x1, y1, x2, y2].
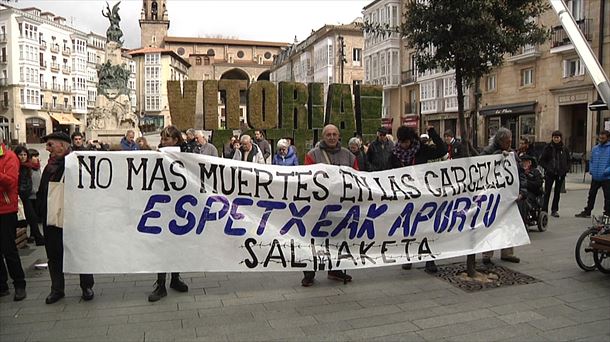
[1, 189, 609, 341]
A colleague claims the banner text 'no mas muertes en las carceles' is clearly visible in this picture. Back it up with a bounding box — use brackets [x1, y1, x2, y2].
[62, 151, 529, 273]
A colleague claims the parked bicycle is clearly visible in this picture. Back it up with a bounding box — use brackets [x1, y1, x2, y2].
[575, 215, 610, 273]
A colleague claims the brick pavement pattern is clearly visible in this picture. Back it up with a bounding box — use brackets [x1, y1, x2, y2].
[1, 179, 608, 341]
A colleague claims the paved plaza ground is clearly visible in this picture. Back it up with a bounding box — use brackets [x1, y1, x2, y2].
[1, 170, 609, 342]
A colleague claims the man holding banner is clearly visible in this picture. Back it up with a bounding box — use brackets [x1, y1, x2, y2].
[481, 127, 521, 264]
[38, 132, 95, 304]
[301, 124, 358, 287]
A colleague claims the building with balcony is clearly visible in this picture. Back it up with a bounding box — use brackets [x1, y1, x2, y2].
[0, 4, 138, 143]
[128, 47, 189, 132]
[478, 0, 608, 156]
[415, 65, 471, 139]
[362, 0, 402, 133]
[270, 20, 364, 114]
[398, 49, 420, 131]
[86, 32, 104, 115]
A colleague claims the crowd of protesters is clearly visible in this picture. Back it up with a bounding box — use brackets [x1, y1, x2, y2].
[1, 123, 608, 304]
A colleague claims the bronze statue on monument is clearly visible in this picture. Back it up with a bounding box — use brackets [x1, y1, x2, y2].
[87, 1, 140, 142]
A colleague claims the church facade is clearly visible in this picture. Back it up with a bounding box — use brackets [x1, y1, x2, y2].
[137, 0, 289, 130]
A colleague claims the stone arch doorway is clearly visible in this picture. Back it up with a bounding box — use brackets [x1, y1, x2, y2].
[220, 68, 250, 83]
[257, 70, 271, 81]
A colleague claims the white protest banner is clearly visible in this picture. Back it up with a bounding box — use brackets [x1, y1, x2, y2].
[63, 151, 529, 273]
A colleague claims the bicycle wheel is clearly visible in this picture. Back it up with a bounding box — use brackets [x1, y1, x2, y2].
[593, 250, 610, 274]
[575, 228, 597, 271]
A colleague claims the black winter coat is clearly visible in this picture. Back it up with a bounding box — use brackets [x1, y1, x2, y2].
[523, 168, 544, 196]
[366, 139, 394, 171]
[18, 164, 32, 197]
[539, 142, 570, 177]
[447, 139, 467, 159]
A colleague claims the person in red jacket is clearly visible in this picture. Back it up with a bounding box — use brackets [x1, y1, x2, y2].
[0, 130, 27, 301]
[301, 124, 358, 287]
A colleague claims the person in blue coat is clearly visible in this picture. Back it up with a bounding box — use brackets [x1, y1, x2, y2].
[576, 130, 610, 217]
[272, 139, 299, 166]
[119, 130, 139, 151]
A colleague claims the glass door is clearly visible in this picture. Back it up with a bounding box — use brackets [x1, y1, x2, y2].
[519, 114, 536, 144]
[487, 117, 501, 142]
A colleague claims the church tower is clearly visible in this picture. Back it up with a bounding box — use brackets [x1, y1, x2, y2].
[139, 0, 169, 48]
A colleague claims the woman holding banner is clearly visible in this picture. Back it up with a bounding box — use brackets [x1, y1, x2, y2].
[391, 125, 447, 273]
[148, 125, 190, 302]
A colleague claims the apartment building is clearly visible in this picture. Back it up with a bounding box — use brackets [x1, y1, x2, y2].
[128, 47, 189, 132]
[270, 20, 364, 103]
[478, 0, 609, 155]
[362, 0, 402, 133]
[0, 4, 137, 143]
[388, 0, 607, 154]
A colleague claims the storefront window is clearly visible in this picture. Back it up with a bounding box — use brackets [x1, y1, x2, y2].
[139, 115, 164, 133]
[519, 115, 536, 142]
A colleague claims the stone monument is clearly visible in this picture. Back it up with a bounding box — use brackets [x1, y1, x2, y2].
[86, 1, 140, 144]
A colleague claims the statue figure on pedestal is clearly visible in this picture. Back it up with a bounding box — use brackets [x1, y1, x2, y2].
[102, 2, 124, 45]
[87, 1, 140, 139]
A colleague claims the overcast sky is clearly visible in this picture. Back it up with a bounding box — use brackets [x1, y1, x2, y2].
[14, 0, 370, 49]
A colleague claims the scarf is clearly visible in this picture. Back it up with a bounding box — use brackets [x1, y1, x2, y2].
[392, 140, 420, 166]
[24, 159, 41, 171]
[319, 141, 342, 154]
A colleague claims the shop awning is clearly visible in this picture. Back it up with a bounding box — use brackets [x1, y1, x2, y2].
[479, 101, 537, 116]
[49, 112, 81, 125]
